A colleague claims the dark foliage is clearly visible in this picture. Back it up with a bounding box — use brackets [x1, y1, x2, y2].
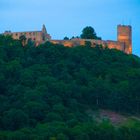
[80, 26, 101, 40]
[0, 35, 140, 139]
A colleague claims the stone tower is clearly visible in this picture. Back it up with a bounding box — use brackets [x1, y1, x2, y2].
[117, 25, 132, 54]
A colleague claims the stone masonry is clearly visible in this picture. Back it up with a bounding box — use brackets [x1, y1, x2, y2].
[3, 25, 132, 54]
[3, 25, 51, 46]
[51, 25, 132, 54]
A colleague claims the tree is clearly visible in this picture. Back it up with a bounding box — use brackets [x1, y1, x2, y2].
[2, 109, 29, 130]
[63, 37, 69, 40]
[27, 38, 35, 47]
[57, 133, 69, 140]
[80, 26, 101, 40]
[0, 34, 140, 139]
[19, 35, 26, 46]
[23, 101, 46, 122]
[85, 41, 92, 48]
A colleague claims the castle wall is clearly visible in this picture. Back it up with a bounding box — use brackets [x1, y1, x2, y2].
[2, 24, 132, 54]
[51, 39, 108, 47]
[51, 25, 132, 54]
[50, 39, 125, 52]
[3, 25, 51, 46]
[107, 40, 125, 51]
[10, 31, 43, 42]
[51, 39, 85, 47]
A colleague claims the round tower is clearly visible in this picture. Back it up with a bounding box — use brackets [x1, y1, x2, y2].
[117, 25, 132, 54]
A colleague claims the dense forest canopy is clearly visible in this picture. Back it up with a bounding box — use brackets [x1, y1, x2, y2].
[0, 35, 140, 139]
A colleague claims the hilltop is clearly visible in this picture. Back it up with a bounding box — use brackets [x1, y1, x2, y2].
[0, 35, 140, 139]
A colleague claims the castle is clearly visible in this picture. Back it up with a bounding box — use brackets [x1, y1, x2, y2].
[3, 25, 51, 46]
[3, 24, 132, 54]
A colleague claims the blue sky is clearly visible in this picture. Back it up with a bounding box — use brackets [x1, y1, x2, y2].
[0, 0, 139, 56]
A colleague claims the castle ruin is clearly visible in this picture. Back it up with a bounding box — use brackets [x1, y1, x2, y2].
[3, 25, 132, 54]
[51, 25, 132, 54]
[3, 25, 51, 46]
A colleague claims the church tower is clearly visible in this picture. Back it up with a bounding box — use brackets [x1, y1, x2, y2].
[117, 25, 132, 54]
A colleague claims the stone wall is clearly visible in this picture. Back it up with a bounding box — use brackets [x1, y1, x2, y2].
[51, 25, 132, 54]
[107, 40, 125, 51]
[50, 39, 125, 52]
[2, 24, 132, 54]
[3, 25, 51, 46]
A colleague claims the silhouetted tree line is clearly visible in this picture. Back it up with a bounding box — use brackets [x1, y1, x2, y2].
[0, 35, 140, 139]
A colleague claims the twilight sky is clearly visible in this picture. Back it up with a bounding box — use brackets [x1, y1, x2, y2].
[0, 0, 139, 56]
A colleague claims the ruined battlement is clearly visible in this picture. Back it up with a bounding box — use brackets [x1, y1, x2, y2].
[50, 25, 132, 54]
[2, 24, 132, 54]
[50, 39, 125, 52]
[3, 25, 51, 46]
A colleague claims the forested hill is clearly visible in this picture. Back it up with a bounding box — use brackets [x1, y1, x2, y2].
[0, 35, 140, 140]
